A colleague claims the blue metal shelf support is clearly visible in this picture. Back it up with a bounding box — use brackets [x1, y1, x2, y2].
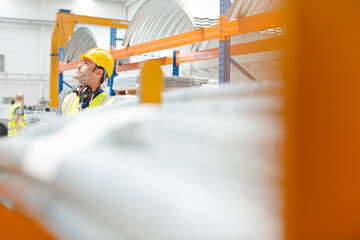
[173, 50, 179, 76]
[58, 47, 72, 93]
[108, 27, 117, 96]
[219, 0, 231, 83]
[58, 47, 64, 94]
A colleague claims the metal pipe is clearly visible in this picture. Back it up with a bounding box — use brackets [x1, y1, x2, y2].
[0, 17, 54, 26]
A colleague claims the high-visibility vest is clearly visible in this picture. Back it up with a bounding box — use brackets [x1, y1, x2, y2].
[61, 92, 115, 117]
[8, 103, 26, 137]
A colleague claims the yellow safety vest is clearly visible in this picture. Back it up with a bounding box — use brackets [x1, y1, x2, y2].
[8, 103, 26, 137]
[61, 92, 115, 117]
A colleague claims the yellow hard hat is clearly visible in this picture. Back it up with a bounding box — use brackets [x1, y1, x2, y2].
[79, 48, 115, 78]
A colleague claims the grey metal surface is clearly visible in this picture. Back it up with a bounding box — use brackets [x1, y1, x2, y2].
[25, 110, 58, 128]
[229, 0, 285, 19]
[0, 81, 284, 240]
[122, 0, 220, 55]
[112, 75, 218, 91]
[113, 74, 139, 91]
[0, 104, 11, 134]
[63, 25, 126, 63]
[0, 104, 11, 125]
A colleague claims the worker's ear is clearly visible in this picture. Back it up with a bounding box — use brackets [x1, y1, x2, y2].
[96, 68, 104, 77]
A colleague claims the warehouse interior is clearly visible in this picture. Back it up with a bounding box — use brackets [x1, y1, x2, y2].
[0, 0, 360, 239]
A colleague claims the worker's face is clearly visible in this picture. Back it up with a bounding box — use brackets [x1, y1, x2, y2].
[74, 59, 100, 85]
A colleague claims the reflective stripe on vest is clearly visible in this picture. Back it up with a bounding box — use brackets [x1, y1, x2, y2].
[61, 92, 115, 117]
[8, 103, 26, 137]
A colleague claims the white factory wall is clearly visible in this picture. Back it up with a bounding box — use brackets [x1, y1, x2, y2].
[0, 0, 126, 106]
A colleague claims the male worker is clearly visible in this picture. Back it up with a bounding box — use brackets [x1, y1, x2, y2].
[60, 48, 115, 117]
[8, 92, 26, 137]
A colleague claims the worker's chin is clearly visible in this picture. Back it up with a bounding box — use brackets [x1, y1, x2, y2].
[74, 76, 83, 82]
[75, 79, 88, 86]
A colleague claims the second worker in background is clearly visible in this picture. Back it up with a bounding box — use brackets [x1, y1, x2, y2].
[60, 48, 115, 117]
[8, 92, 26, 137]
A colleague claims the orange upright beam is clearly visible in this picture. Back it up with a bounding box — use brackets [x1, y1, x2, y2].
[140, 60, 163, 104]
[285, 0, 360, 239]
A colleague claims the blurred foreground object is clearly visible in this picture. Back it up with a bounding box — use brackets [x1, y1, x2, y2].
[0, 80, 284, 240]
[285, 0, 360, 239]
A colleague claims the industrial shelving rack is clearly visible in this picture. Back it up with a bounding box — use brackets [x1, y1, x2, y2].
[51, 1, 285, 108]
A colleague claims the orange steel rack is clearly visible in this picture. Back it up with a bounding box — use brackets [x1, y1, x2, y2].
[54, 8, 285, 107]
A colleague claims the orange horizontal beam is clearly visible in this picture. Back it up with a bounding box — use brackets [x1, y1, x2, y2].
[73, 14, 129, 29]
[177, 36, 285, 63]
[115, 37, 284, 72]
[60, 37, 284, 72]
[116, 57, 172, 72]
[177, 48, 218, 63]
[111, 9, 284, 60]
[111, 26, 218, 60]
[57, 12, 129, 29]
[59, 10, 285, 72]
[222, 9, 285, 38]
[231, 36, 284, 56]
[60, 57, 173, 72]
[59, 60, 81, 72]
